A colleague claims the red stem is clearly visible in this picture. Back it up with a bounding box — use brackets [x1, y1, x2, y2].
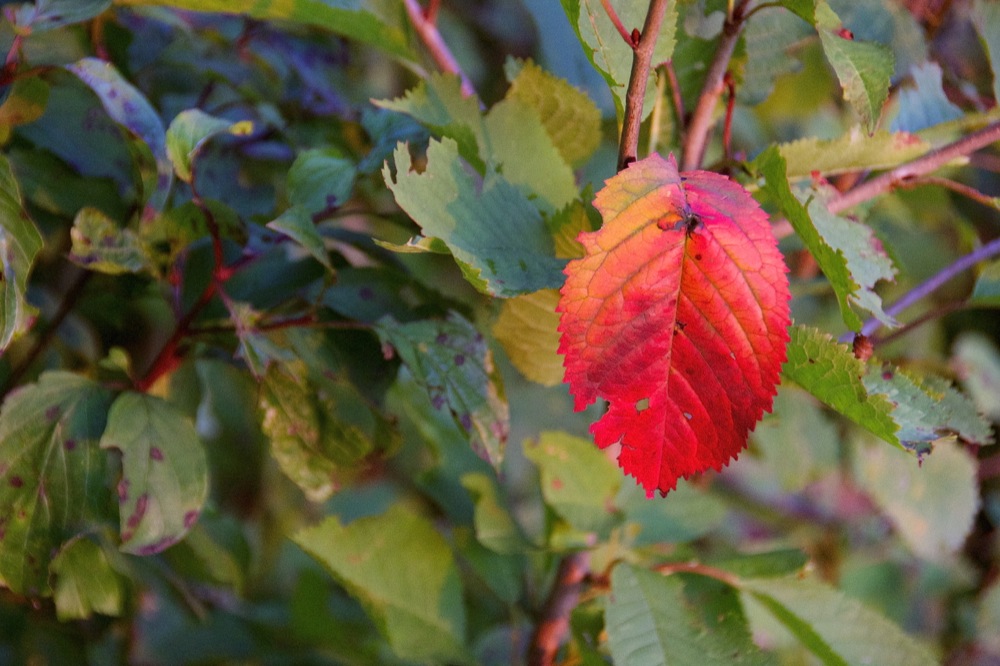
[402, 0, 476, 97]
[722, 70, 736, 159]
[527, 552, 590, 666]
[601, 0, 637, 47]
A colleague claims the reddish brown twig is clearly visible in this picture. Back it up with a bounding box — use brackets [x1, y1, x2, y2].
[617, 0, 673, 170]
[601, 0, 637, 47]
[402, 0, 476, 97]
[527, 551, 590, 666]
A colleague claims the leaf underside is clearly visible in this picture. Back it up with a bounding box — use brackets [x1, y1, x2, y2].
[558, 154, 791, 495]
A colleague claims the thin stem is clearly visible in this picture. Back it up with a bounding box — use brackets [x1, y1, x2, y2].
[424, 0, 440, 23]
[527, 551, 590, 666]
[859, 235, 1000, 337]
[653, 561, 743, 588]
[680, 0, 751, 171]
[722, 70, 737, 159]
[601, 0, 637, 47]
[617, 0, 672, 171]
[135, 280, 217, 391]
[872, 301, 969, 348]
[827, 120, 1000, 214]
[647, 70, 667, 156]
[402, 0, 476, 97]
[898, 175, 1000, 209]
[664, 60, 685, 137]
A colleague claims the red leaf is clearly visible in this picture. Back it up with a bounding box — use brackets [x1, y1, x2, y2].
[557, 154, 791, 496]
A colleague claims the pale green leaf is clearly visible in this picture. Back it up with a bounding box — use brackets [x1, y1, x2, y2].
[606, 564, 771, 666]
[504, 58, 602, 166]
[0, 372, 112, 595]
[69, 207, 151, 275]
[742, 577, 938, 666]
[12, 0, 110, 33]
[738, 6, 810, 106]
[65, 58, 172, 211]
[977, 580, 1000, 654]
[492, 289, 564, 387]
[952, 333, 1000, 421]
[971, 259, 1000, 305]
[921, 374, 994, 446]
[378, 313, 508, 467]
[752, 388, 840, 492]
[383, 138, 566, 297]
[780, 325, 898, 444]
[266, 206, 333, 271]
[972, 0, 1000, 103]
[0, 153, 43, 352]
[618, 480, 727, 545]
[113, 0, 415, 60]
[828, 0, 927, 78]
[461, 473, 531, 553]
[287, 148, 357, 214]
[778, 129, 930, 180]
[560, 0, 677, 119]
[483, 97, 577, 213]
[166, 109, 251, 183]
[523, 431, 621, 535]
[711, 550, 810, 579]
[816, 1, 894, 133]
[854, 437, 979, 561]
[293, 504, 470, 664]
[100, 392, 208, 555]
[891, 62, 963, 133]
[50, 537, 124, 621]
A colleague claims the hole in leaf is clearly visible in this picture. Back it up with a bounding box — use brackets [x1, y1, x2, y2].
[635, 398, 650, 413]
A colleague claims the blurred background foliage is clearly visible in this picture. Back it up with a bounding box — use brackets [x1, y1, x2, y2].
[0, 0, 998, 664]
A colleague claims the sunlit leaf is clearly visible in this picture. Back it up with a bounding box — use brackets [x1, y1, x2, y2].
[777, 129, 929, 179]
[69, 207, 151, 275]
[0, 153, 43, 352]
[100, 392, 208, 555]
[293, 504, 470, 664]
[461, 473, 531, 553]
[0, 372, 112, 595]
[0, 77, 49, 144]
[493, 289, 564, 387]
[165, 108, 252, 183]
[50, 537, 124, 621]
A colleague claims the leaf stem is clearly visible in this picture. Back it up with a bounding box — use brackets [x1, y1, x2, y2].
[680, 0, 751, 171]
[601, 0, 637, 47]
[653, 560, 743, 588]
[617, 0, 673, 171]
[527, 551, 590, 666]
[402, 0, 476, 98]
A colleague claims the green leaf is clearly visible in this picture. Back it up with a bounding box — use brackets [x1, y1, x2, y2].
[165, 109, 252, 184]
[781, 325, 898, 444]
[742, 577, 937, 666]
[559, 0, 677, 119]
[605, 564, 770, 666]
[777, 129, 930, 179]
[854, 437, 979, 560]
[816, 1, 894, 133]
[738, 6, 810, 106]
[952, 332, 1000, 420]
[378, 312, 509, 468]
[504, 58, 602, 167]
[114, 0, 415, 60]
[50, 537, 124, 621]
[483, 97, 577, 214]
[293, 504, 470, 664]
[755, 147, 896, 330]
[69, 207, 151, 275]
[383, 138, 566, 297]
[259, 362, 378, 502]
[266, 206, 333, 271]
[461, 473, 531, 553]
[492, 289, 564, 387]
[0, 77, 49, 143]
[618, 480, 727, 545]
[376, 73, 486, 170]
[99, 392, 208, 555]
[11, 0, 110, 33]
[65, 58, 172, 211]
[972, 0, 1000, 103]
[971, 258, 1000, 305]
[863, 364, 993, 453]
[0, 153, 43, 353]
[710, 550, 809, 579]
[287, 148, 358, 214]
[0, 372, 112, 595]
[891, 62, 964, 133]
[523, 431, 621, 535]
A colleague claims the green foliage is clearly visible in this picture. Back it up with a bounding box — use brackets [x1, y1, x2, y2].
[0, 1, 996, 664]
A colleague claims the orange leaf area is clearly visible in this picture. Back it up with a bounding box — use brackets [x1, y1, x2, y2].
[557, 154, 791, 496]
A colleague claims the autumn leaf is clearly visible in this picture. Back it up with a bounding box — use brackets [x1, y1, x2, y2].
[558, 154, 791, 496]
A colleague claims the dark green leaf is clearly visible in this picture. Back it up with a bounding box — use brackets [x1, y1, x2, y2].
[0, 153, 43, 352]
[378, 312, 509, 467]
[12, 0, 110, 33]
[0, 372, 112, 595]
[618, 480, 726, 545]
[266, 206, 333, 271]
[287, 148, 358, 214]
[293, 504, 471, 664]
[972, 0, 1000, 103]
[99, 392, 208, 555]
[461, 473, 531, 553]
[165, 109, 252, 184]
[0, 77, 49, 143]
